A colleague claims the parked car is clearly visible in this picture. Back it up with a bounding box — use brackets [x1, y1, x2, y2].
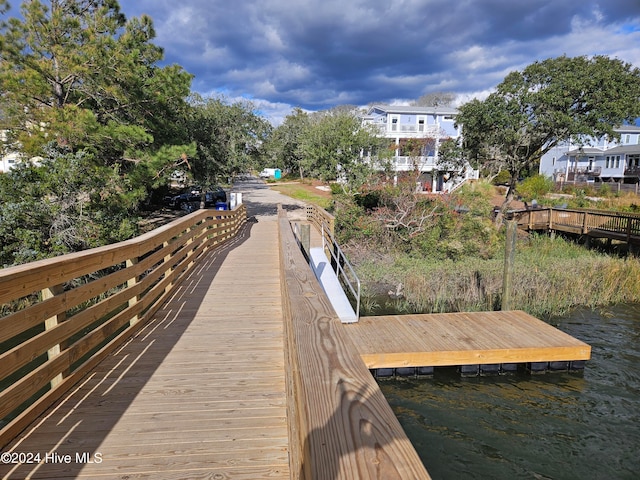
[164, 186, 227, 210]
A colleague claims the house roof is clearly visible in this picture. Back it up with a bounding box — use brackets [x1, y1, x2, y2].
[614, 125, 640, 134]
[603, 144, 640, 155]
[567, 147, 604, 156]
[367, 105, 458, 116]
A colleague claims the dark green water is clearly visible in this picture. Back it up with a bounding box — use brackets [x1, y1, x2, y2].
[379, 304, 640, 480]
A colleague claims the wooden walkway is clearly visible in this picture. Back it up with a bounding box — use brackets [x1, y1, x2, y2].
[1, 219, 290, 479]
[345, 310, 591, 371]
[514, 207, 640, 249]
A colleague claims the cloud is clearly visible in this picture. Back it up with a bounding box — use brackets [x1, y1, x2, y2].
[103, 1, 640, 122]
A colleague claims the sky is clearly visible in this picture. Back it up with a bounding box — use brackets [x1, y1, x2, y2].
[10, 1, 640, 124]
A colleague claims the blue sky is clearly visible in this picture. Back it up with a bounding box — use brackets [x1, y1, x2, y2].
[7, 1, 640, 124]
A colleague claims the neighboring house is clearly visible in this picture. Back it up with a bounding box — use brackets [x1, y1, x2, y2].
[361, 105, 478, 193]
[0, 129, 42, 173]
[539, 125, 640, 187]
[0, 151, 21, 173]
[1, 129, 21, 173]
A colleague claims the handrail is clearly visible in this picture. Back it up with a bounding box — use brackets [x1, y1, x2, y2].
[0, 205, 246, 448]
[320, 220, 361, 321]
[306, 203, 334, 247]
[277, 206, 429, 479]
[511, 206, 640, 246]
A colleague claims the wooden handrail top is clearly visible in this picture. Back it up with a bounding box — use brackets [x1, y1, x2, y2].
[511, 206, 640, 218]
[0, 208, 242, 305]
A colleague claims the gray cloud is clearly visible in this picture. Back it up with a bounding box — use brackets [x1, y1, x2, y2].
[117, 1, 640, 121]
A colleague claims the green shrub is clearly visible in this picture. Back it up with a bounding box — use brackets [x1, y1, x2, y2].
[598, 183, 612, 197]
[492, 170, 512, 185]
[517, 174, 554, 201]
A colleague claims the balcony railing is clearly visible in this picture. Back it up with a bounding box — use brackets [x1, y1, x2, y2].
[571, 166, 602, 175]
[624, 166, 640, 176]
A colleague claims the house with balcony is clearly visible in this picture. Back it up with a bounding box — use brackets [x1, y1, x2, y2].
[361, 105, 478, 193]
[539, 125, 640, 187]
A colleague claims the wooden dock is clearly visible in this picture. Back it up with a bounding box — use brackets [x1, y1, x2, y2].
[344, 310, 591, 372]
[0, 199, 596, 480]
[1, 220, 291, 479]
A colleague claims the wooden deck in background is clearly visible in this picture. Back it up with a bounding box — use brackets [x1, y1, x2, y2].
[345, 310, 591, 369]
[1, 219, 290, 480]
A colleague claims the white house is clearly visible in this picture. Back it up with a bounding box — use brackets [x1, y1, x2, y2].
[361, 105, 478, 192]
[1, 130, 20, 173]
[539, 125, 640, 187]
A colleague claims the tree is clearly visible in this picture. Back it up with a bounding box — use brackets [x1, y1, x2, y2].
[187, 95, 271, 186]
[265, 107, 311, 179]
[411, 91, 456, 107]
[455, 55, 640, 214]
[0, 144, 141, 266]
[0, 0, 193, 165]
[300, 107, 387, 192]
[0, 0, 195, 264]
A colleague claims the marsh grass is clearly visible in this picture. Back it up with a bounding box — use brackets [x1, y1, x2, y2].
[353, 234, 640, 319]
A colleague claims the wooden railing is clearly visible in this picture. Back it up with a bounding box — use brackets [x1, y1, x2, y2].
[514, 207, 640, 245]
[306, 204, 335, 248]
[0, 205, 246, 448]
[279, 206, 430, 479]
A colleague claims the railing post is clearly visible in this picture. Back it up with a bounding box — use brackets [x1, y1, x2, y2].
[42, 284, 66, 388]
[502, 220, 517, 311]
[582, 212, 589, 234]
[299, 223, 310, 257]
[163, 240, 173, 293]
[127, 257, 140, 326]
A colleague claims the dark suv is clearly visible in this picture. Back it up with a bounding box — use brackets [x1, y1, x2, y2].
[164, 186, 227, 209]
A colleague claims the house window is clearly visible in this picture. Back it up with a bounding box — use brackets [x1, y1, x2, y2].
[626, 135, 631, 144]
[418, 119, 425, 132]
[605, 156, 610, 168]
[391, 117, 398, 132]
[615, 156, 621, 168]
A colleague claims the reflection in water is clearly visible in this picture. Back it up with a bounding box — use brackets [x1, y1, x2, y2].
[380, 304, 640, 480]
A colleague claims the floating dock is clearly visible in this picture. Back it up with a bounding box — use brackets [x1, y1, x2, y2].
[344, 310, 591, 375]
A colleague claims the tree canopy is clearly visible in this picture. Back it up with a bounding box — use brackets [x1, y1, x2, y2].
[266, 106, 388, 192]
[187, 95, 271, 186]
[454, 55, 640, 209]
[0, 0, 196, 266]
[0, 0, 193, 162]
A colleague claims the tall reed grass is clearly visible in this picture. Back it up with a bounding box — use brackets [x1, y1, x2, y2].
[352, 234, 640, 319]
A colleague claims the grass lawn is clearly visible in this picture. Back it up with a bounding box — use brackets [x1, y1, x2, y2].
[269, 181, 332, 209]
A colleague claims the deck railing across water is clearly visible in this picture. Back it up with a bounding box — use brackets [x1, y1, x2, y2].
[0, 205, 246, 448]
[513, 207, 640, 245]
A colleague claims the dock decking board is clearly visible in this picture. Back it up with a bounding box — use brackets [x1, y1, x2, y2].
[1, 220, 291, 480]
[345, 311, 591, 369]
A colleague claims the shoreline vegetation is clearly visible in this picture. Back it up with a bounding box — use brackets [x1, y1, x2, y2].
[274, 178, 640, 320]
[349, 234, 640, 319]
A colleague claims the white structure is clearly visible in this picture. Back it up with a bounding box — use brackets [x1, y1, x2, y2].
[1, 130, 20, 173]
[539, 125, 640, 186]
[361, 105, 479, 192]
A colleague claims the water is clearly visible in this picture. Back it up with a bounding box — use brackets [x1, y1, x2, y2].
[379, 304, 640, 480]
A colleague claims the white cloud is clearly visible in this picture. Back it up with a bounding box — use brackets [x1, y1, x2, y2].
[115, 0, 640, 123]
